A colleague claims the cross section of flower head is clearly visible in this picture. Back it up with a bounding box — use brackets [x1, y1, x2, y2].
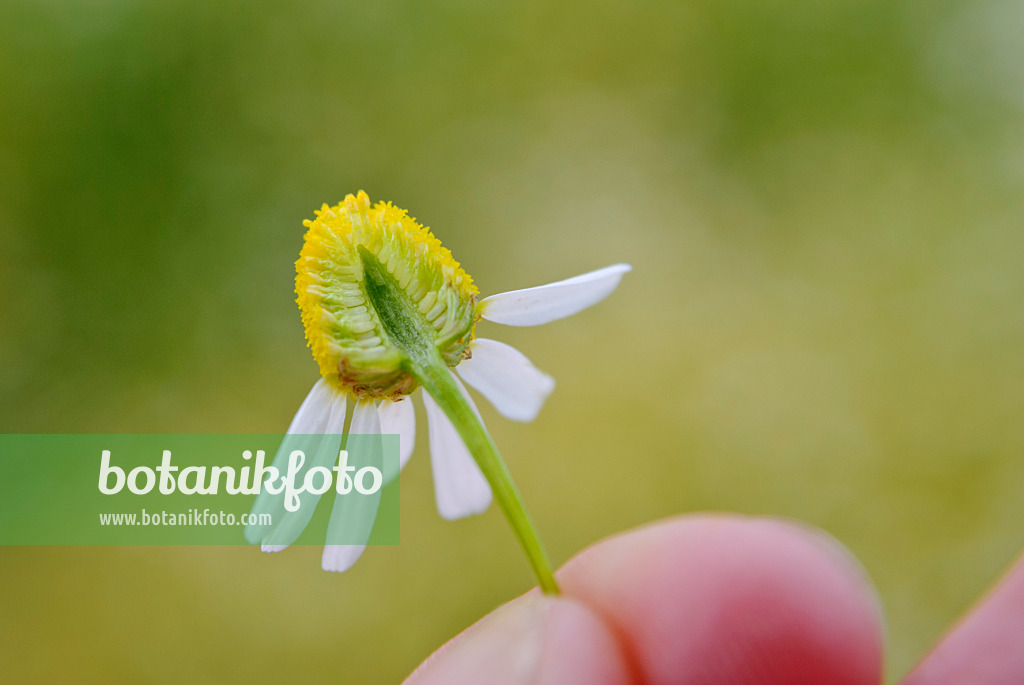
[247, 190, 630, 592]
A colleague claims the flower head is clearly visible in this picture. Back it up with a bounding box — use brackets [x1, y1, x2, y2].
[296, 190, 478, 399]
[250, 191, 630, 586]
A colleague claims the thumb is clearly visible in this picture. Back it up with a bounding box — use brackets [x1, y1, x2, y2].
[403, 594, 633, 685]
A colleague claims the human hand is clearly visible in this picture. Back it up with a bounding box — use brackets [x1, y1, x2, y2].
[404, 514, 1024, 684]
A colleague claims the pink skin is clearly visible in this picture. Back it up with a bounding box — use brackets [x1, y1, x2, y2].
[901, 549, 1024, 685]
[406, 514, 1024, 685]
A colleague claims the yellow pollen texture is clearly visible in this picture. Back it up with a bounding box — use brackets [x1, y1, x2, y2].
[294, 191, 479, 398]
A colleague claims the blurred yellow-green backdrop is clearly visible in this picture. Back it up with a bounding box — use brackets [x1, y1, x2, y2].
[2, 1, 1023, 682]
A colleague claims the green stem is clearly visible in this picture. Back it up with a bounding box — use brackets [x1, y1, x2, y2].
[413, 360, 561, 595]
[358, 246, 560, 594]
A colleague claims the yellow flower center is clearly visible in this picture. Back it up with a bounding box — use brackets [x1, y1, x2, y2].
[295, 191, 479, 399]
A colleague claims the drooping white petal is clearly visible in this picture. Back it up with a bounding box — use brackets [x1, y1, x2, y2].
[421, 380, 493, 521]
[378, 398, 416, 469]
[479, 263, 632, 326]
[319, 400, 382, 572]
[323, 390, 348, 434]
[244, 381, 346, 549]
[456, 339, 555, 422]
[350, 399, 381, 435]
[284, 378, 337, 435]
[351, 398, 405, 484]
[322, 544, 367, 573]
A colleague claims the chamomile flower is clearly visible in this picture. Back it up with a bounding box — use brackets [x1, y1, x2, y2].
[248, 191, 629, 591]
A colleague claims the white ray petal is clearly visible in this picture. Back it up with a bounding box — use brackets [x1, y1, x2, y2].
[319, 400, 382, 572]
[379, 398, 416, 470]
[284, 378, 336, 435]
[479, 263, 632, 326]
[456, 339, 555, 422]
[323, 390, 348, 435]
[421, 380, 493, 521]
[322, 544, 367, 573]
[350, 399, 381, 435]
[244, 382, 346, 549]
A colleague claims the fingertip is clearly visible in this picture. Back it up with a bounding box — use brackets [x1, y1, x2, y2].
[404, 595, 632, 685]
[902, 550, 1024, 685]
[559, 514, 885, 685]
[536, 598, 635, 685]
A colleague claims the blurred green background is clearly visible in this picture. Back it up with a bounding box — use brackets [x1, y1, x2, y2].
[2, 0, 1023, 682]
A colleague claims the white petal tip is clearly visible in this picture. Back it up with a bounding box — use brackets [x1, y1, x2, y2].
[507, 375, 555, 422]
[321, 545, 366, 573]
[261, 544, 289, 554]
[437, 496, 492, 521]
[480, 263, 632, 326]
